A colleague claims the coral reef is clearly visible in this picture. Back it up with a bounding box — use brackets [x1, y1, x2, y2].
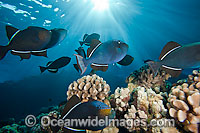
[0, 124, 27, 132]
[109, 85, 168, 132]
[167, 70, 200, 133]
[114, 87, 131, 112]
[126, 65, 171, 92]
[2, 69, 200, 133]
[67, 74, 110, 102]
[123, 86, 168, 132]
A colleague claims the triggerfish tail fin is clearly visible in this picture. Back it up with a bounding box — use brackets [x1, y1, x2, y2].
[79, 41, 84, 46]
[73, 64, 80, 73]
[0, 45, 10, 60]
[74, 54, 88, 75]
[145, 60, 161, 76]
[39, 66, 46, 73]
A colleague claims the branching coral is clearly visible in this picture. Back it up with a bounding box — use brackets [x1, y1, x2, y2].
[67, 74, 110, 102]
[110, 85, 168, 132]
[126, 65, 171, 92]
[114, 87, 131, 112]
[123, 87, 168, 132]
[167, 70, 200, 133]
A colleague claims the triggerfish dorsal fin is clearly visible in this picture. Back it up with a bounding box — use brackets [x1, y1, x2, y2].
[91, 63, 108, 72]
[159, 41, 181, 61]
[87, 39, 101, 57]
[117, 55, 134, 66]
[61, 95, 81, 118]
[6, 25, 19, 40]
[161, 65, 182, 77]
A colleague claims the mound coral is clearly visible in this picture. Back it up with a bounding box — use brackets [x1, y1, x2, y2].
[126, 65, 171, 92]
[67, 74, 110, 102]
[167, 70, 200, 133]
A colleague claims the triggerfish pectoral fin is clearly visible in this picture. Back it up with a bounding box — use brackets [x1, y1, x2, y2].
[117, 55, 134, 66]
[91, 63, 108, 72]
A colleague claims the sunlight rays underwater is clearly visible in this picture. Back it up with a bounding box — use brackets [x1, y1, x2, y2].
[0, 0, 200, 82]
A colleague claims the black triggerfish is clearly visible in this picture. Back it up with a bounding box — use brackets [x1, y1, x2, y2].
[79, 33, 100, 46]
[146, 41, 200, 77]
[0, 25, 67, 60]
[75, 39, 133, 75]
[61, 95, 115, 132]
[39, 56, 71, 73]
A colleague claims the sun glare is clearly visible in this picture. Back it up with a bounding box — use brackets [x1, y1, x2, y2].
[91, 0, 109, 11]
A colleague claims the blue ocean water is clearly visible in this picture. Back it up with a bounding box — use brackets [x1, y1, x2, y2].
[0, 0, 199, 121]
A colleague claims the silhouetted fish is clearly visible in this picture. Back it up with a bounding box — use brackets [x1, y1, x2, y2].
[75, 47, 86, 58]
[74, 39, 130, 75]
[79, 33, 100, 46]
[146, 41, 200, 77]
[61, 95, 115, 132]
[0, 25, 67, 60]
[39, 57, 71, 73]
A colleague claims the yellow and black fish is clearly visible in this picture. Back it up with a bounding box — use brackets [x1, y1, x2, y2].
[61, 95, 115, 132]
